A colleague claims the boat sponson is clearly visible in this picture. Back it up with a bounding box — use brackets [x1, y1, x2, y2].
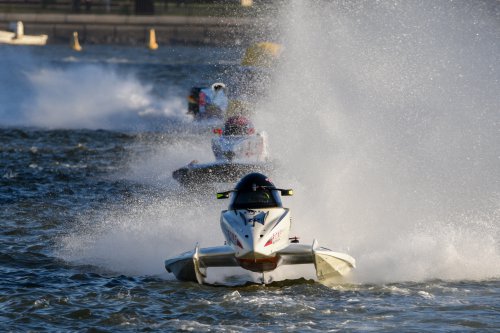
[165, 257, 199, 282]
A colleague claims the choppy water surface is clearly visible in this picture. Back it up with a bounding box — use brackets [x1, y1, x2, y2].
[1, 1, 499, 331]
[0, 128, 498, 332]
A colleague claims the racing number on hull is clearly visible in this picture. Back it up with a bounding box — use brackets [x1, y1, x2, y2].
[222, 225, 243, 248]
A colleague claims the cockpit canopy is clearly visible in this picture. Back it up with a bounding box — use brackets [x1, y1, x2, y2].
[230, 188, 283, 210]
[228, 173, 282, 210]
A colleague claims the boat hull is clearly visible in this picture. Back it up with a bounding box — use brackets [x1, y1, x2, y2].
[172, 161, 272, 187]
[0, 31, 48, 45]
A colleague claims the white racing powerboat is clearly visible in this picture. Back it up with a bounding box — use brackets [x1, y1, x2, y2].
[211, 117, 268, 162]
[173, 116, 272, 187]
[0, 21, 48, 46]
[165, 173, 356, 285]
[187, 82, 228, 120]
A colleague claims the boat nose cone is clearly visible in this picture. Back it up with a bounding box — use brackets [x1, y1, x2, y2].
[236, 234, 267, 259]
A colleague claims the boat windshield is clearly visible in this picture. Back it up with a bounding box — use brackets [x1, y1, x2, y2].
[231, 189, 282, 209]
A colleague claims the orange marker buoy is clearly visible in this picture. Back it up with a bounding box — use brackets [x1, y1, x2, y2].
[147, 28, 158, 50]
[71, 31, 82, 51]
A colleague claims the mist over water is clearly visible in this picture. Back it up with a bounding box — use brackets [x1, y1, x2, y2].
[58, 193, 225, 276]
[257, 0, 499, 282]
[56, 131, 224, 276]
[0, 47, 194, 130]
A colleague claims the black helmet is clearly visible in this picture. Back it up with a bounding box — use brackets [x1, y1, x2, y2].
[235, 173, 276, 192]
[229, 173, 282, 210]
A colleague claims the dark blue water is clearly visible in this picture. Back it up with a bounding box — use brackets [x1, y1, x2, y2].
[0, 123, 498, 331]
[1, 2, 499, 329]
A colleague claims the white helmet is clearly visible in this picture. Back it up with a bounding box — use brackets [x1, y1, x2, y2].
[211, 82, 226, 91]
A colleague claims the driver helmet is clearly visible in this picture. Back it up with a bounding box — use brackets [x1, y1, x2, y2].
[223, 116, 255, 136]
[211, 82, 226, 92]
[229, 173, 282, 210]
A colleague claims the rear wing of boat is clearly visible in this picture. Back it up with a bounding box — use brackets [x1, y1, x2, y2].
[217, 188, 293, 199]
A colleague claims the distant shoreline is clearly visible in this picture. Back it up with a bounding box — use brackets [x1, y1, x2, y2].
[0, 13, 268, 46]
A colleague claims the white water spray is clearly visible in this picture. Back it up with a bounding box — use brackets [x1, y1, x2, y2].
[57, 132, 224, 276]
[58, 194, 225, 276]
[0, 49, 190, 130]
[25, 65, 191, 129]
[257, 0, 499, 283]
[58, 1, 499, 283]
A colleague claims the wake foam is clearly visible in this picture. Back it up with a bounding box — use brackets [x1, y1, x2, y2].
[24, 65, 190, 130]
[0, 48, 190, 130]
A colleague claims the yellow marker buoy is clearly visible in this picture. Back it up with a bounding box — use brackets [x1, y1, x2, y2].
[241, 42, 282, 68]
[147, 28, 158, 50]
[71, 31, 82, 52]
